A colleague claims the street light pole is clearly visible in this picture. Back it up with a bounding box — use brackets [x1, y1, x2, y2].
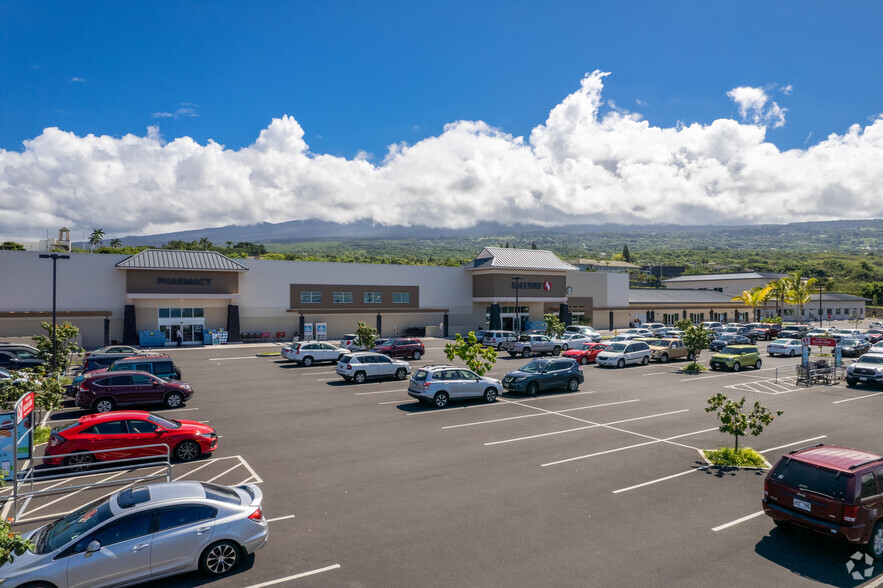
[512, 276, 522, 333]
[39, 253, 70, 374]
[818, 281, 823, 328]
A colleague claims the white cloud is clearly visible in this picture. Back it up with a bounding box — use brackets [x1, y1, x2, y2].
[2, 71, 883, 240]
[70, 77, 85, 83]
[151, 103, 200, 119]
[727, 85, 787, 128]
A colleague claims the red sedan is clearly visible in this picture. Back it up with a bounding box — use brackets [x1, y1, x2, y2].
[43, 410, 217, 470]
[563, 342, 609, 365]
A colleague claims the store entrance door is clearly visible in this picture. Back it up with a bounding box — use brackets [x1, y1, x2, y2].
[159, 321, 205, 345]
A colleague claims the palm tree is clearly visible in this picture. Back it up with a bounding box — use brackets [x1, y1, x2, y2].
[731, 286, 771, 322]
[109, 238, 122, 249]
[783, 271, 818, 322]
[765, 278, 788, 318]
[197, 237, 213, 250]
[88, 228, 105, 253]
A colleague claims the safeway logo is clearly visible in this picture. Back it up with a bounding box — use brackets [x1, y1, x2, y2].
[542, 281, 551, 291]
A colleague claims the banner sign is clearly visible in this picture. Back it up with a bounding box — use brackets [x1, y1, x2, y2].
[803, 337, 836, 347]
[303, 323, 313, 340]
[316, 323, 327, 341]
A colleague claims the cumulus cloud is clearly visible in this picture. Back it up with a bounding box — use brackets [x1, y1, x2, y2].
[2, 71, 883, 239]
[727, 85, 787, 128]
[151, 103, 200, 119]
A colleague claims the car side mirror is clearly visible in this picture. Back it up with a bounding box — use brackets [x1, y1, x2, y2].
[152, 380, 160, 386]
[86, 540, 101, 553]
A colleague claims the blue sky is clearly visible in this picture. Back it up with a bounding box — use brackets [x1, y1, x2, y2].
[2, 1, 883, 238]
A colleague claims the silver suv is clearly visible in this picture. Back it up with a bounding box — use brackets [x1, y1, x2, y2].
[845, 352, 883, 387]
[408, 365, 502, 408]
[336, 352, 411, 383]
[482, 330, 517, 350]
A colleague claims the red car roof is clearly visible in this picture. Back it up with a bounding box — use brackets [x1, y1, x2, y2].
[78, 410, 151, 424]
[791, 445, 883, 471]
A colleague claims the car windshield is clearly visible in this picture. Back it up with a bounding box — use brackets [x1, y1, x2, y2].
[770, 459, 850, 500]
[840, 339, 861, 346]
[519, 361, 546, 373]
[413, 369, 429, 381]
[858, 355, 883, 364]
[720, 346, 743, 355]
[606, 343, 628, 352]
[578, 342, 596, 350]
[40, 496, 113, 553]
[147, 414, 181, 429]
[771, 339, 791, 345]
[643, 339, 665, 347]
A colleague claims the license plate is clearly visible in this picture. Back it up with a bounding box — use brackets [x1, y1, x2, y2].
[793, 498, 811, 512]
[860, 377, 868, 381]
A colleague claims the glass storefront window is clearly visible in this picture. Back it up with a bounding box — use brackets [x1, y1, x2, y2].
[170, 308, 182, 318]
[159, 309, 170, 318]
[194, 308, 204, 317]
[182, 308, 193, 318]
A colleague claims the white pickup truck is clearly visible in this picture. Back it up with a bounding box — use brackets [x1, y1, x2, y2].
[503, 335, 562, 358]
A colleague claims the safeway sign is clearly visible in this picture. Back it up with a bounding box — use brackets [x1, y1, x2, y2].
[16, 391, 34, 422]
[803, 337, 837, 347]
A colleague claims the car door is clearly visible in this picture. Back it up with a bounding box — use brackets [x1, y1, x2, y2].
[440, 370, 465, 398]
[622, 344, 636, 364]
[98, 375, 134, 407]
[87, 420, 131, 462]
[129, 373, 163, 405]
[316, 343, 338, 362]
[123, 418, 167, 460]
[65, 510, 155, 588]
[150, 504, 217, 576]
[372, 354, 395, 378]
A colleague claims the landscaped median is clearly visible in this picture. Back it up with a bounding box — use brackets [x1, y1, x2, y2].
[702, 393, 782, 467]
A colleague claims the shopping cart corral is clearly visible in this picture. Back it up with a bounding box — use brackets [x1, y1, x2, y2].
[795, 360, 844, 387]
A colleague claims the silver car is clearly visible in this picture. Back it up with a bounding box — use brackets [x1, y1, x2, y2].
[1, 481, 268, 588]
[408, 365, 502, 408]
[336, 351, 411, 383]
[282, 341, 345, 365]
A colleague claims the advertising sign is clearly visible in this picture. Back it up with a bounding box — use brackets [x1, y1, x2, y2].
[801, 344, 810, 366]
[303, 323, 314, 340]
[803, 337, 837, 347]
[835, 346, 842, 367]
[0, 412, 32, 481]
[16, 392, 34, 422]
[316, 323, 327, 341]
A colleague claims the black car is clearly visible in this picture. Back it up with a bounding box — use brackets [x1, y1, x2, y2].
[502, 358, 584, 396]
[837, 338, 871, 357]
[708, 334, 752, 352]
[0, 346, 45, 370]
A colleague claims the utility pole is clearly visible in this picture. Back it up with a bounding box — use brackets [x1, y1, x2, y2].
[39, 253, 70, 373]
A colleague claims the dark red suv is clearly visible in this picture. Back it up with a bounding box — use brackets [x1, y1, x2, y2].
[763, 444, 883, 559]
[75, 370, 193, 413]
[374, 338, 425, 360]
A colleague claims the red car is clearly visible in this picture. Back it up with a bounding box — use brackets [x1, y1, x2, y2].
[374, 338, 425, 360]
[44, 410, 217, 469]
[563, 342, 608, 365]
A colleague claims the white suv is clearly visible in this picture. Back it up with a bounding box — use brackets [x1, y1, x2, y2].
[565, 326, 601, 342]
[596, 341, 651, 368]
[282, 341, 345, 366]
[482, 330, 518, 350]
[336, 352, 411, 383]
[408, 365, 502, 408]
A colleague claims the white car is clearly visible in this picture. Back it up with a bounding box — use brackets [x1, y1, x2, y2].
[641, 322, 668, 335]
[556, 333, 592, 350]
[699, 321, 724, 334]
[564, 325, 602, 342]
[620, 328, 654, 338]
[767, 338, 804, 357]
[336, 352, 411, 383]
[596, 341, 652, 368]
[869, 321, 883, 329]
[836, 328, 869, 341]
[871, 341, 883, 353]
[282, 341, 346, 366]
[340, 334, 366, 351]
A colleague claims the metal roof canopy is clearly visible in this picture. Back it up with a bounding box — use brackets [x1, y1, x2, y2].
[116, 250, 249, 272]
[462, 247, 578, 272]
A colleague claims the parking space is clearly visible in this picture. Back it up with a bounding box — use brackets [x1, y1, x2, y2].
[7, 336, 880, 587]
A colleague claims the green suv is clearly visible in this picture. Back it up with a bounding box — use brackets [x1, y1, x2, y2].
[709, 345, 762, 371]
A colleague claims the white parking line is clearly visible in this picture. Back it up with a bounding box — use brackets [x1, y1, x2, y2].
[484, 409, 689, 446]
[354, 389, 405, 396]
[244, 564, 341, 588]
[833, 392, 883, 404]
[541, 427, 718, 467]
[711, 510, 765, 532]
[266, 514, 295, 523]
[210, 356, 262, 361]
[642, 371, 679, 376]
[758, 435, 827, 453]
[378, 399, 415, 405]
[205, 463, 243, 483]
[173, 459, 217, 480]
[612, 467, 707, 494]
[317, 377, 340, 381]
[680, 367, 779, 382]
[444, 400, 641, 429]
[403, 390, 598, 416]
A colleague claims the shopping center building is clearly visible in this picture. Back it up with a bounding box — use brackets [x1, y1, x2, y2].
[0, 247, 867, 347]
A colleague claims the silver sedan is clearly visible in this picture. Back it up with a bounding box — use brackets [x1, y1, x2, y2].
[0, 481, 268, 587]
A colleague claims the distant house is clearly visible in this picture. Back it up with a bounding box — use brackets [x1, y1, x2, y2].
[568, 258, 640, 273]
[662, 271, 788, 296]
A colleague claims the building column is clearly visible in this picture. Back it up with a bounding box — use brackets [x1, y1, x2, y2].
[376, 314, 382, 337]
[443, 314, 449, 338]
[489, 303, 502, 330]
[123, 304, 138, 346]
[103, 318, 110, 346]
[226, 305, 241, 342]
[298, 315, 305, 341]
[559, 303, 571, 326]
[608, 310, 614, 331]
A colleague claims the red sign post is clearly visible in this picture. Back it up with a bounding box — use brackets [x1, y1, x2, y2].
[15, 392, 34, 423]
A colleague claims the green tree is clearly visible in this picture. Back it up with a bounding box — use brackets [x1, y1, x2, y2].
[859, 282, 883, 305]
[622, 244, 631, 263]
[32, 321, 82, 376]
[783, 271, 818, 321]
[0, 241, 25, 250]
[731, 285, 771, 322]
[444, 332, 497, 376]
[109, 238, 123, 248]
[197, 237, 213, 250]
[705, 393, 783, 451]
[765, 278, 788, 317]
[0, 472, 34, 563]
[0, 370, 65, 416]
[679, 322, 712, 370]
[354, 321, 377, 351]
[543, 313, 565, 338]
[531, 241, 538, 250]
[88, 228, 105, 252]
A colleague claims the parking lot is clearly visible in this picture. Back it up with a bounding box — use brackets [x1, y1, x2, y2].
[11, 334, 883, 587]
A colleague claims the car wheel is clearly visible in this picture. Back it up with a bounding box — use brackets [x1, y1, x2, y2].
[567, 378, 579, 392]
[579, 356, 588, 365]
[754, 359, 762, 369]
[617, 359, 625, 369]
[497, 344, 503, 350]
[659, 353, 669, 363]
[354, 371, 366, 384]
[641, 356, 649, 365]
[562, 344, 569, 351]
[867, 520, 883, 560]
[522, 348, 531, 358]
[343, 376, 352, 382]
[164, 392, 184, 409]
[200, 540, 241, 576]
[65, 452, 94, 472]
[433, 391, 449, 408]
[412, 350, 422, 360]
[395, 368, 407, 380]
[527, 382, 539, 397]
[483, 388, 497, 403]
[93, 397, 115, 413]
[175, 440, 201, 462]
[687, 351, 695, 361]
[552, 346, 561, 356]
[732, 362, 741, 372]
[788, 350, 795, 357]
[302, 356, 313, 367]
[846, 377, 858, 387]
[508, 352, 516, 357]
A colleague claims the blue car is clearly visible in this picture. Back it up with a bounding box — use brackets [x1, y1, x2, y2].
[502, 358, 584, 396]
